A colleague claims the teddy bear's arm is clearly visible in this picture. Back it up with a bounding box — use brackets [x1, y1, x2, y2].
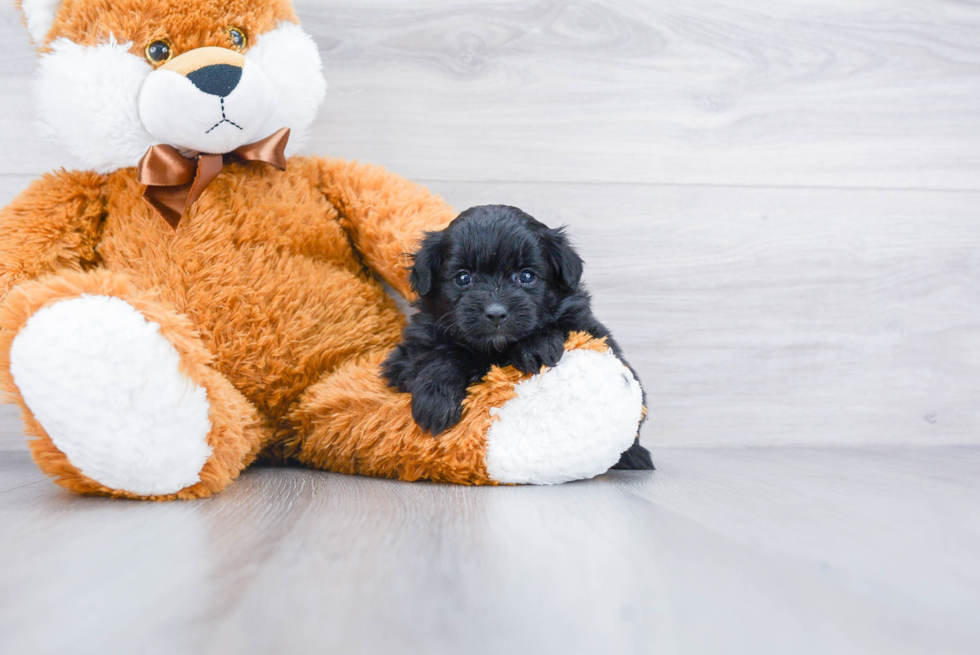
[315, 158, 456, 298]
[0, 170, 106, 299]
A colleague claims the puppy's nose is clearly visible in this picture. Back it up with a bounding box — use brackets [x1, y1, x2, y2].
[187, 65, 242, 97]
[484, 303, 508, 326]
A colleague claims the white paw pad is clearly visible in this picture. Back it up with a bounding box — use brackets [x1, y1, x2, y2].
[9, 295, 212, 495]
[485, 348, 644, 484]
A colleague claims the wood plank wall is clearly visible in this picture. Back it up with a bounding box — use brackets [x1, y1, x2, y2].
[1, 0, 978, 447]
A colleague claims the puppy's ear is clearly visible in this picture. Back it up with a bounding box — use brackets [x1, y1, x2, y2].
[544, 227, 584, 292]
[409, 231, 445, 297]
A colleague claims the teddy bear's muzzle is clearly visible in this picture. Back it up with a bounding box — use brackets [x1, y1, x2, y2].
[138, 46, 276, 155]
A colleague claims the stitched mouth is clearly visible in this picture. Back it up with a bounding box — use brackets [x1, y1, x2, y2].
[205, 97, 243, 134]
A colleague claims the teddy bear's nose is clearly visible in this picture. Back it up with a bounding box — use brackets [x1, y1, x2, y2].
[186, 64, 243, 98]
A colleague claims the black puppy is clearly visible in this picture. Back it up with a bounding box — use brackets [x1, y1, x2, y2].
[382, 205, 653, 470]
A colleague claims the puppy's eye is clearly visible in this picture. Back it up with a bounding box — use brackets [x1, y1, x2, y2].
[455, 271, 472, 287]
[145, 39, 174, 64]
[518, 270, 536, 285]
[226, 27, 248, 51]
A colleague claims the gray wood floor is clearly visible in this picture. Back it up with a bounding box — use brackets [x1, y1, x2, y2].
[2, 439, 979, 654]
[2, 1, 980, 653]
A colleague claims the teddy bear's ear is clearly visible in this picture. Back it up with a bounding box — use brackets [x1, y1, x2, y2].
[17, 0, 64, 45]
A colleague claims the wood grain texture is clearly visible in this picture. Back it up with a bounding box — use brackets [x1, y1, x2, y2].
[1, 1, 980, 187]
[0, 405, 27, 453]
[0, 176, 31, 207]
[1, 447, 978, 654]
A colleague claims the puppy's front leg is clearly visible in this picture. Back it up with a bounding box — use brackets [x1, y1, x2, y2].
[410, 357, 474, 436]
[506, 329, 567, 374]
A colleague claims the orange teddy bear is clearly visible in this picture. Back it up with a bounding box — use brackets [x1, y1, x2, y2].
[0, 0, 645, 499]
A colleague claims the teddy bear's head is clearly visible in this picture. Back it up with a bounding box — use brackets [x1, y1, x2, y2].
[17, 0, 327, 173]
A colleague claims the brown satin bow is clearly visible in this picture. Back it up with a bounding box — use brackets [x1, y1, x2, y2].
[136, 127, 291, 229]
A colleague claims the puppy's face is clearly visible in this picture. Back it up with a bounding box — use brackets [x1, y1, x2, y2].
[410, 205, 584, 353]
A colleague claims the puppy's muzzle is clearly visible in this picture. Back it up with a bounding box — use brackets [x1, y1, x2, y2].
[160, 47, 245, 98]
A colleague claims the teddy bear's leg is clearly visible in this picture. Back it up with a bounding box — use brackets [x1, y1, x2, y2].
[288, 333, 644, 485]
[0, 270, 268, 499]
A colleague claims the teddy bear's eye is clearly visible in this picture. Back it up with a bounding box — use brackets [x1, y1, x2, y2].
[227, 27, 248, 51]
[145, 39, 174, 64]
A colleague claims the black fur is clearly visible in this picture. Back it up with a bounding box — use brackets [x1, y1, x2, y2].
[382, 205, 653, 471]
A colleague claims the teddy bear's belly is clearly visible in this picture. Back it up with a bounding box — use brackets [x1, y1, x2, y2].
[97, 172, 406, 420]
[205, 249, 403, 417]
[116, 244, 405, 419]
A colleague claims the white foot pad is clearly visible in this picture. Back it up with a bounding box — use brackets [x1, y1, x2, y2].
[9, 295, 212, 495]
[485, 348, 644, 485]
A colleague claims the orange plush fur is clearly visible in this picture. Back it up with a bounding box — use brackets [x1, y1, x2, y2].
[37, 0, 297, 53]
[2, 0, 635, 499]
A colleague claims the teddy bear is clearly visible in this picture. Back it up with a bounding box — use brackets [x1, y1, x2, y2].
[0, 0, 645, 499]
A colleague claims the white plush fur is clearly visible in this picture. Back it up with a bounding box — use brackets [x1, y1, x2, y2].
[139, 59, 277, 155]
[485, 349, 644, 485]
[34, 37, 157, 173]
[32, 22, 326, 171]
[246, 22, 327, 156]
[20, 0, 62, 44]
[8, 295, 213, 496]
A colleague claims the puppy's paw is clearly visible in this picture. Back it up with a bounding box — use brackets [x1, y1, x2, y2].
[508, 331, 567, 374]
[411, 385, 465, 436]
